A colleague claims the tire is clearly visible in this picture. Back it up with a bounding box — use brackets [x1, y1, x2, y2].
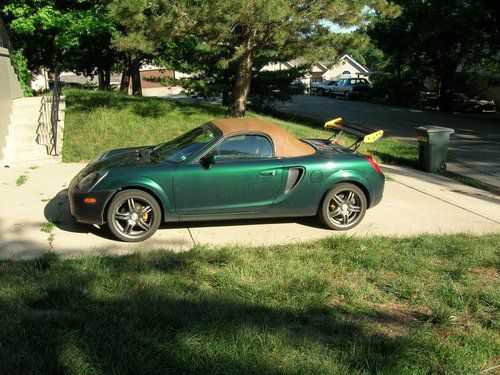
[318, 88, 325, 96]
[318, 183, 367, 230]
[106, 189, 162, 242]
[344, 91, 350, 100]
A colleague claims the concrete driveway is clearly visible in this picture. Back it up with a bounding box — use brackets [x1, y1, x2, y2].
[1, 162, 499, 259]
[274, 95, 500, 178]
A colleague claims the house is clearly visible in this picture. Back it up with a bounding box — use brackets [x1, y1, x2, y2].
[261, 54, 371, 85]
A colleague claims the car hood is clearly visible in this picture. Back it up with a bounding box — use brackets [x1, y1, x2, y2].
[78, 146, 165, 178]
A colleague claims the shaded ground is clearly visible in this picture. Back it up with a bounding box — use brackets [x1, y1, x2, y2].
[0, 234, 498, 373]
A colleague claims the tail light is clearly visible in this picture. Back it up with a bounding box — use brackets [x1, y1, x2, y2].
[364, 155, 382, 174]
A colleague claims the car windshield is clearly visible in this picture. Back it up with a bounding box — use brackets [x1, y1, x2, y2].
[153, 126, 215, 163]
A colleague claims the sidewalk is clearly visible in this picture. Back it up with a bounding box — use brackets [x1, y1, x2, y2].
[0, 162, 498, 259]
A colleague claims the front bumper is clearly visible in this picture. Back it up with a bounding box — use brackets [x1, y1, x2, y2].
[68, 176, 114, 225]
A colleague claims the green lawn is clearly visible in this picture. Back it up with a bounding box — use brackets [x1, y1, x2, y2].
[62, 89, 418, 167]
[0, 234, 498, 373]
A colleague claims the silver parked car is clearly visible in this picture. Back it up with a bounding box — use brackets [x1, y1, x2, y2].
[329, 78, 371, 100]
[311, 80, 337, 96]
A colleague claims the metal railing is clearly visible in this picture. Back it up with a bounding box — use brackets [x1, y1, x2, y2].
[49, 67, 62, 156]
[0, 17, 12, 53]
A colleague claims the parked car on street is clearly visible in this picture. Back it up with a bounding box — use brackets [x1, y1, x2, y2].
[329, 78, 371, 100]
[424, 90, 496, 112]
[288, 80, 306, 95]
[311, 80, 337, 96]
[68, 118, 385, 242]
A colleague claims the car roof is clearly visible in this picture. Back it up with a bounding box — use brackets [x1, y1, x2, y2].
[210, 118, 316, 158]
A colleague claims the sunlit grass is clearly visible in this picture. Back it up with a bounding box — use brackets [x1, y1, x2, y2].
[62, 89, 417, 166]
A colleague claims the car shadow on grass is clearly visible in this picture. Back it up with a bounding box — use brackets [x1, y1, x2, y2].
[0, 252, 430, 374]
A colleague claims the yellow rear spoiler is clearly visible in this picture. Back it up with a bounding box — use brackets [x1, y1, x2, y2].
[324, 117, 384, 148]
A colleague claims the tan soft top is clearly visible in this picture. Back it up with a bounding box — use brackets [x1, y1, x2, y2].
[210, 118, 315, 158]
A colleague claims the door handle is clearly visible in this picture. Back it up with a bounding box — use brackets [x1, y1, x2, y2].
[260, 170, 276, 177]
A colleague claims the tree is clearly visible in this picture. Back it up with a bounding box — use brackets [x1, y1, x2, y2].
[369, 0, 500, 96]
[148, 0, 397, 117]
[2, 0, 118, 90]
[108, 0, 186, 95]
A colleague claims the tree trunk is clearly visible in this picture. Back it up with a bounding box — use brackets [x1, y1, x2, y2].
[97, 68, 105, 90]
[97, 68, 111, 91]
[104, 68, 111, 90]
[227, 37, 254, 117]
[439, 66, 457, 112]
[120, 55, 131, 94]
[130, 54, 142, 96]
[222, 90, 231, 106]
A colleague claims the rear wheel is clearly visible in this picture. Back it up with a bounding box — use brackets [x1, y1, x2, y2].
[318, 88, 325, 96]
[344, 91, 351, 100]
[318, 183, 367, 230]
[106, 189, 161, 242]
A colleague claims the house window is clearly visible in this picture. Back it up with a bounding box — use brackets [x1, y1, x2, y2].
[342, 70, 351, 75]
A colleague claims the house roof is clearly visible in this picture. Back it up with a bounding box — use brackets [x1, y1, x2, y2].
[341, 54, 370, 74]
[210, 118, 316, 158]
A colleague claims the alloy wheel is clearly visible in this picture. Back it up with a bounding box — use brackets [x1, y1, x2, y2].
[112, 197, 155, 239]
[327, 188, 364, 228]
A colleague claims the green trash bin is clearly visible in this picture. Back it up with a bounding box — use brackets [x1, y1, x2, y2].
[415, 126, 454, 173]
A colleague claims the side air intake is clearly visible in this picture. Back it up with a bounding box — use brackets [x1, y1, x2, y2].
[284, 167, 305, 194]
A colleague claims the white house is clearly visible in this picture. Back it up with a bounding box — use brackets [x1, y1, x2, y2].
[261, 54, 371, 85]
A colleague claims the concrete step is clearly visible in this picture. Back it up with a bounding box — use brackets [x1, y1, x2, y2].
[2, 146, 52, 164]
[5, 131, 41, 145]
[4, 134, 52, 149]
[12, 96, 44, 106]
[10, 108, 43, 123]
[8, 120, 39, 133]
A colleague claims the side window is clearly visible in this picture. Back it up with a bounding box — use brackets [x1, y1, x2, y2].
[213, 134, 273, 160]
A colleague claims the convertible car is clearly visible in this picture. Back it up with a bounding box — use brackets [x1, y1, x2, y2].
[68, 118, 385, 242]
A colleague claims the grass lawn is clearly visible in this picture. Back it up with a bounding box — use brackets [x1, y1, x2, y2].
[0, 234, 498, 373]
[62, 89, 418, 167]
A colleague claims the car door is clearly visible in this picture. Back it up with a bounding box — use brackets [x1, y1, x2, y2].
[173, 133, 284, 215]
[332, 79, 343, 95]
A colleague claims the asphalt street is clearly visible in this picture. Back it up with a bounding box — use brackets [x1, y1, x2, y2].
[273, 95, 500, 177]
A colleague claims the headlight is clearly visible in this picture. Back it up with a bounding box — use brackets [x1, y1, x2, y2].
[77, 171, 108, 192]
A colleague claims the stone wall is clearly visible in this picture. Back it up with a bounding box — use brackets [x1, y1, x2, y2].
[0, 46, 23, 160]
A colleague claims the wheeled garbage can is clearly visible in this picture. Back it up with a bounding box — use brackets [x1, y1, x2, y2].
[415, 126, 454, 173]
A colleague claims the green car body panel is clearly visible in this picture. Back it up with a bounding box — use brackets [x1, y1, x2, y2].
[68, 121, 384, 227]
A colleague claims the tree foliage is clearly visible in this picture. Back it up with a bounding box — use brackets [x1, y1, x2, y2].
[145, 0, 398, 116]
[369, 0, 500, 95]
[2, 0, 117, 89]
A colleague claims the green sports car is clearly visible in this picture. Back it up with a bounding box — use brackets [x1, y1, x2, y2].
[68, 118, 384, 242]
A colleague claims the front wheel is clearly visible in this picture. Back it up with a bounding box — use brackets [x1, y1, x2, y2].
[106, 189, 162, 242]
[318, 183, 367, 230]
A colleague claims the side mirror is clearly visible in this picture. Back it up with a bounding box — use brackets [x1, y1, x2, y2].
[200, 154, 216, 169]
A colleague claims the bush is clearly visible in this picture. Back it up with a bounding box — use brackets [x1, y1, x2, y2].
[10, 49, 33, 97]
[370, 74, 424, 107]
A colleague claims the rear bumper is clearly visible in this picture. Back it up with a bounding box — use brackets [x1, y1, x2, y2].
[68, 176, 114, 225]
[367, 172, 385, 208]
[351, 90, 370, 98]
